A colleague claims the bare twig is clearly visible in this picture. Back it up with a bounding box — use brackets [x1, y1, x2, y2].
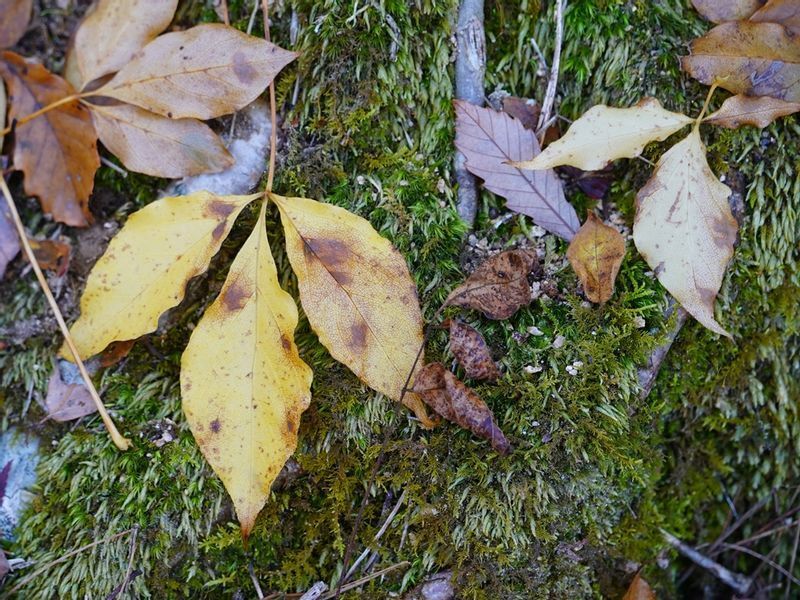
[299, 582, 328, 600]
[249, 561, 265, 599]
[343, 489, 407, 581]
[536, 0, 565, 144]
[719, 542, 800, 587]
[0, 177, 130, 450]
[321, 562, 409, 599]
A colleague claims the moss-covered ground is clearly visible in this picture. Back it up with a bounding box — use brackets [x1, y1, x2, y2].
[1, 0, 799, 597]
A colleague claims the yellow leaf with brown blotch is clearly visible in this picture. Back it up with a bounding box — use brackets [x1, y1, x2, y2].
[272, 193, 434, 428]
[566, 213, 625, 304]
[93, 24, 297, 120]
[512, 98, 693, 171]
[703, 94, 800, 128]
[63, 192, 259, 361]
[633, 128, 737, 337]
[181, 217, 312, 539]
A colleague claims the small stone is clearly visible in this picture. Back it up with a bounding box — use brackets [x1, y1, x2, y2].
[566, 365, 578, 376]
[529, 225, 547, 238]
[552, 335, 566, 349]
[527, 326, 544, 336]
[356, 175, 366, 185]
[633, 316, 646, 328]
[572, 361, 583, 369]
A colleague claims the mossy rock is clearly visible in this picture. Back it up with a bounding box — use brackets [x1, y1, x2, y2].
[2, 0, 799, 598]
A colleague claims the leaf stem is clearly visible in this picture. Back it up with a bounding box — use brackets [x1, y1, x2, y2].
[0, 176, 131, 451]
[262, 0, 278, 193]
[0, 91, 91, 137]
[695, 83, 718, 129]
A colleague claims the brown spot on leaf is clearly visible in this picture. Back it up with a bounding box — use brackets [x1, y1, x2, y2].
[210, 419, 221, 433]
[350, 321, 368, 350]
[280, 335, 291, 351]
[303, 237, 354, 285]
[208, 200, 236, 219]
[222, 281, 253, 312]
[212, 221, 226, 240]
[232, 51, 257, 84]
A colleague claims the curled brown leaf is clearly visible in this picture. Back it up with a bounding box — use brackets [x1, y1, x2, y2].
[446, 319, 501, 381]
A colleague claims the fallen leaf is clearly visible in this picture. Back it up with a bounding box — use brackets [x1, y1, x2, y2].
[751, 0, 800, 34]
[89, 102, 234, 178]
[622, 573, 656, 600]
[27, 237, 71, 276]
[182, 218, 312, 538]
[0, 205, 19, 278]
[558, 165, 615, 200]
[447, 319, 500, 381]
[63, 191, 259, 361]
[512, 98, 694, 171]
[501, 96, 540, 131]
[99, 339, 136, 367]
[454, 100, 579, 241]
[444, 249, 538, 320]
[566, 213, 625, 304]
[0, 0, 32, 48]
[45, 362, 96, 422]
[681, 22, 800, 102]
[412, 362, 510, 455]
[93, 24, 297, 120]
[633, 128, 737, 337]
[690, 0, 764, 23]
[0, 51, 100, 227]
[703, 94, 800, 128]
[272, 193, 434, 427]
[65, 0, 178, 89]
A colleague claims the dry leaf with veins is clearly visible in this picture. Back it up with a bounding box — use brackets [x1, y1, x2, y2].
[567, 213, 625, 304]
[413, 362, 511, 455]
[751, 0, 800, 34]
[446, 319, 500, 381]
[444, 249, 539, 320]
[703, 94, 800, 128]
[0, 0, 32, 49]
[633, 128, 737, 337]
[690, 0, 765, 23]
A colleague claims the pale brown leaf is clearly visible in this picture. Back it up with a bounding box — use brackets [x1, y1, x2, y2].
[444, 249, 539, 320]
[622, 573, 656, 600]
[454, 100, 579, 240]
[0, 205, 20, 278]
[447, 319, 500, 381]
[66, 0, 178, 89]
[751, 0, 800, 34]
[501, 96, 540, 131]
[0, 51, 99, 227]
[90, 102, 233, 177]
[681, 22, 800, 102]
[45, 364, 96, 422]
[0, 0, 32, 48]
[94, 24, 297, 120]
[413, 362, 510, 454]
[704, 94, 800, 128]
[691, 0, 765, 23]
[566, 213, 625, 304]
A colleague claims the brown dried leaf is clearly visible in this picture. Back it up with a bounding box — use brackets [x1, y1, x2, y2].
[413, 362, 511, 455]
[94, 24, 297, 120]
[66, 0, 178, 89]
[45, 363, 96, 422]
[501, 96, 540, 131]
[681, 22, 800, 102]
[447, 319, 501, 381]
[444, 249, 538, 320]
[0, 51, 99, 227]
[454, 100, 579, 240]
[751, 0, 800, 34]
[691, 0, 764, 23]
[27, 237, 71, 276]
[0, 0, 32, 48]
[0, 204, 19, 278]
[90, 102, 233, 177]
[704, 94, 800, 128]
[99, 340, 136, 367]
[622, 573, 657, 600]
[566, 213, 625, 304]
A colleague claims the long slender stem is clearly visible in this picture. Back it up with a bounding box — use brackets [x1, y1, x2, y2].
[695, 83, 718, 129]
[0, 177, 130, 451]
[0, 92, 90, 137]
[262, 0, 278, 193]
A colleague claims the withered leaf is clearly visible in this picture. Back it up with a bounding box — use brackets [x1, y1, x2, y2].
[0, 51, 99, 227]
[447, 319, 501, 381]
[94, 24, 297, 120]
[454, 100, 579, 241]
[704, 94, 800, 128]
[501, 96, 541, 131]
[0, 0, 32, 49]
[559, 165, 615, 200]
[751, 0, 800, 34]
[681, 22, 800, 102]
[0, 204, 20, 278]
[45, 362, 96, 422]
[444, 249, 538, 320]
[100, 340, 136, 368]
[89, 102, 233, 178]
[27, 237, 71, 276]
[566, 213, 625, 304]
[622, 573, 656, 600]
[413, 362, 510, 455]
[691, 0, 765, 23]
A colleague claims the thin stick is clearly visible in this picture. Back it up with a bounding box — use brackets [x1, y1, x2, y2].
[537, 0, 565, 143]
[320, 562, 409, 599]
[694, 83, 718, 129]
[344, 490, 407, 581]
[662, 530, 752, 595]
[219, 0, 230, 25]
[0, 177, 130, 450]
[719, 542, 800, 587]
[7, 528, 134, 594]
[262, 0, 278, 193]
[248, 561, 265, 599]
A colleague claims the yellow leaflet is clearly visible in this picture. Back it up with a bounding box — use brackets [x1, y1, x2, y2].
[63, 191, 258, 360]
[272, 193, 434, 428]
[181, 217, 312, 538]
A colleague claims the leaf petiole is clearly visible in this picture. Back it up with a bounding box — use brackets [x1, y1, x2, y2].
[694, 83, 719, 129]
[0, 90, 93, 137]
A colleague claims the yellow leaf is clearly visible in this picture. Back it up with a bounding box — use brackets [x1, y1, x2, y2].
[181, 217, 312, 538]
[93, 24, 297, 120]
[272, 194, 434, 428]
[63, 192, 258, 360]
[633, 128, 737, 337]
[567, 213, 625, 304]
[512, 98, 693, 171]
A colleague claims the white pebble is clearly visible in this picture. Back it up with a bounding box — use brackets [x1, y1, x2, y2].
[552, 335, 566, 349]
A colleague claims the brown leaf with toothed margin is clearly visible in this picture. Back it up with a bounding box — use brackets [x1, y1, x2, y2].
[681, 22, 800, 102]
[566, 213, 625, 304]
[622, 573, 656, 600]
[413, 362, 511, 455]
[454, 100, 579, 240]
[751, 0, 800, 34]
[703, 94, 800, 128]
[444, 249, 539, 320]
[690, 0, 764, 23]
[0, 51, 99, 227]
[447, 320, 500, 381]
[0, 0, 32, 48]
[93, 24, 297, 120]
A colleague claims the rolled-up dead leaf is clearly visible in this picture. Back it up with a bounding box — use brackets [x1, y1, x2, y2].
[446, 319, 500, 380]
